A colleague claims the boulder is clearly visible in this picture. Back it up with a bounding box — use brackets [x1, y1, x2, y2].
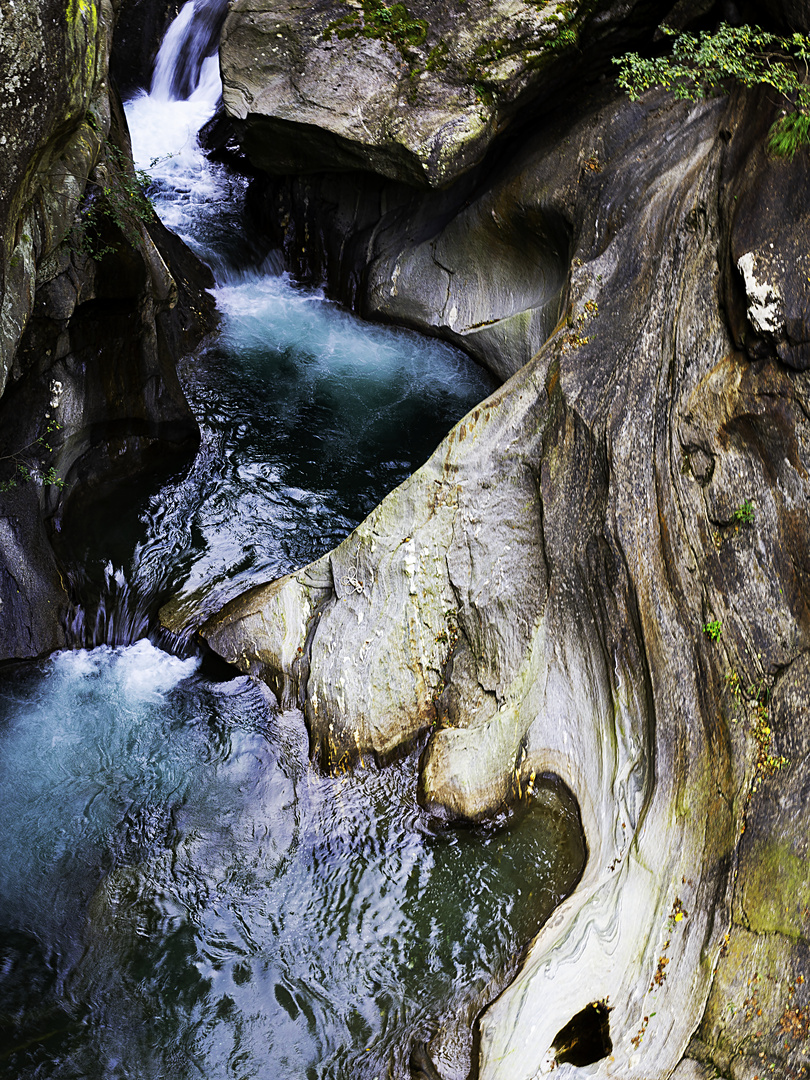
[220, 0, 668, 188]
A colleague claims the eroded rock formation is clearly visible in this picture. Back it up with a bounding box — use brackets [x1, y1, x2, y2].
[3, 0, 808, 1075]
[165, 1, 810, 1076]
[219, 0, 671, 188]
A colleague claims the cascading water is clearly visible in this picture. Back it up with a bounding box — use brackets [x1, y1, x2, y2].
[0, 6, 586, 1079]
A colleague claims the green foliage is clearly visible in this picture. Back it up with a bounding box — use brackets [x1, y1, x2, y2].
[549, 24, 578, 51]
[733, 498, 755, 524]
[326, 0, 428, 53]
[768, 109, 810, 155]
[0, 420, 66, 493]
[614, 23, 810, 157]
[473, 82, 494, 109]
[73, 140, 154, 261]
[703, 619, 723, 641]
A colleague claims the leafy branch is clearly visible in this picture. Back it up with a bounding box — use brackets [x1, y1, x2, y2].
[72, 138, 155, 261]
[614, 23, 810, 157]
[0, 420, 65, 493]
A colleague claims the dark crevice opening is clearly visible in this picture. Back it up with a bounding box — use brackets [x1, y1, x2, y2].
[552, 1000, 613, 1068]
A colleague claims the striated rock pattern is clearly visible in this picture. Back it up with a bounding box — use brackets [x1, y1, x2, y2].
[175, 78, 810, 1079]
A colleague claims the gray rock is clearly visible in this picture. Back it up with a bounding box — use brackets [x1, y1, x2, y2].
[220, 0, 663, 188]
[246, 122, 574, 381]
[175, 77, 810, 1079]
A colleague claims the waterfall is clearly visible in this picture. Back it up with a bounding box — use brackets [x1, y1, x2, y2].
[62, 4, 493, 655]
[150, 0, 229, 101]
[125, 0, 228, 252]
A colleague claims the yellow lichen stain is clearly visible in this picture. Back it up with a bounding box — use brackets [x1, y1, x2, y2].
[67, 0, 98, 30]
[66, 0, 99, 86]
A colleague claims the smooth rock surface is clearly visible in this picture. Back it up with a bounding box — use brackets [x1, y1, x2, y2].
[246, 140, 572, 381]
[176, 79, 810, 1079]
[220, 0, 665, 188]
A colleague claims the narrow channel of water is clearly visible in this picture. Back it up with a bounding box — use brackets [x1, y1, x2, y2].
[67, 14, 495, 641]
[0, 4, 586, 1077]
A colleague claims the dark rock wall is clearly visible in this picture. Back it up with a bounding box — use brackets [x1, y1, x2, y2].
[0, 0, 216, 660]
[111, 0, 184, 97]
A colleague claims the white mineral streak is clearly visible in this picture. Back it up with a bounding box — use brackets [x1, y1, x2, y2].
[737, 250, 784, 335]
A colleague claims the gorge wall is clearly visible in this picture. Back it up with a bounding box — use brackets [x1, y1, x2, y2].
[2, 0, 809, 1078]
[0, 0, 215, 659]
[161, 0, 810, 1077]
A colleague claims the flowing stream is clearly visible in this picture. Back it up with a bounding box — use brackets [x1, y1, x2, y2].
[0, 5, 586, 1078]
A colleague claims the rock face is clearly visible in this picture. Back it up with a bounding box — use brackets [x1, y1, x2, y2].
[0, 0, 216, 660]
[248, 161, 570, 381]
[220, 0, 665, 188]
[174, 72, 810, 1080]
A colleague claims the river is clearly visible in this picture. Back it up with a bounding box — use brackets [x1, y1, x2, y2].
[0, 5, 585, 1078]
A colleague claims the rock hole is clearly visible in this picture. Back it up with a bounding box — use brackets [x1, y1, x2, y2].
[551, 1000, 612, 1067]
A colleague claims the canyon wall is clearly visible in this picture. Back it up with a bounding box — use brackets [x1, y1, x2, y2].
[2, 0, 809, 1076]
[0, 0, 215, 659]
[166, 0, 810, 1076]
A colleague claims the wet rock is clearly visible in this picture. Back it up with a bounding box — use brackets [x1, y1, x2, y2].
[718, 89, 810, 370]
[246, 124, 571, 381]
[220, 0, 668, 188]
[178, 79, 810, 1080]
[199, 101, 257, 174]
[690, 653, 810, 1080]
[0, 1, 216, 660]
[737, 250, 785, 337]
[0, 0, 117, 658]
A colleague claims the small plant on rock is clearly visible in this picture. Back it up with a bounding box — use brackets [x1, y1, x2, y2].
[73, 140, 154, 261]
[703, 619, 723, 641]
[326, 0, 428, 54]
[0, 419, 65, 493]
[733, 498, 755, 525]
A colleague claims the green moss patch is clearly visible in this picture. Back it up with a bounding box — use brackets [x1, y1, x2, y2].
[740, 835, 810, 940]
[326, 0, 428, 53]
